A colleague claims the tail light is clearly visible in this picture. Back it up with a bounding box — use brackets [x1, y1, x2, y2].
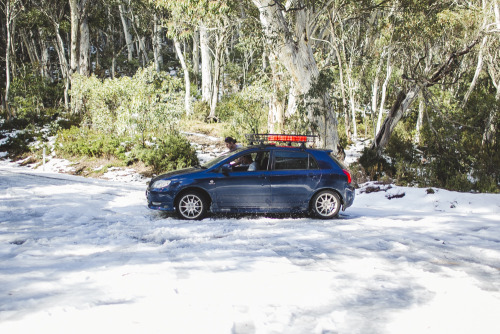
[342, 169, 352, 184]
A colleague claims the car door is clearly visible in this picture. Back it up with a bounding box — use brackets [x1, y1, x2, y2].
[214, 151, 271, 210]
[269, 150, 322, 210]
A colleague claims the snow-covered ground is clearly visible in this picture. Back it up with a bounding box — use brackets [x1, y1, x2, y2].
[1, 149, 500, 333]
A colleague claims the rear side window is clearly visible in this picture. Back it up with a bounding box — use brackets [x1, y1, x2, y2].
[274, 151, 319, 170]
[328, 152, 347, 169]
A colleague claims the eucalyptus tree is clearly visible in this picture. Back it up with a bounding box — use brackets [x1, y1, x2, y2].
[118, 0, 134, 61]
[36, 0, 71, 108]
[68, 0, 93, 76]
[478, 0, 499, 146]
[155, 0, 238, 119]
[250, 0, 341, 152]
[370, 0, 484, 152]
[162, 3, 192, 114]
[323, 0, 394, 141]
[1, 0, 24, 120]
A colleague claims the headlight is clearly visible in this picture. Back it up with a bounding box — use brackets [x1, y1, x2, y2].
[151, 180, 172, 189]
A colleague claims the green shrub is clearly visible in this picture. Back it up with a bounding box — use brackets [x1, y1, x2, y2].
[71, 64, 184, 141]
[0, 131, 33, 157]
[445, 173, 473, 193]
[359, 147, 395, 180]
[191, 101, 210, 121]
[56, 127, 131, 160]
[6, 65, 65, 129]
[132, 134, 198, 174]
[216, 87, 267, 141]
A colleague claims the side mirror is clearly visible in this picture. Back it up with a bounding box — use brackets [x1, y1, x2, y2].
[221, 164, 231, 175]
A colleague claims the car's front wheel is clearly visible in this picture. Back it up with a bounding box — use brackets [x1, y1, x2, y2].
[311, 190, 341, 219]
[176, 191, 208, 220]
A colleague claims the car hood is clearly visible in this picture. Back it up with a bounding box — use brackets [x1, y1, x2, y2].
[150, 167, 201, 183]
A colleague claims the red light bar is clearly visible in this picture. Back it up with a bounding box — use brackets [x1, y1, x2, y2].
[245, 133, 316, 146]
[268, 135, 308, 142]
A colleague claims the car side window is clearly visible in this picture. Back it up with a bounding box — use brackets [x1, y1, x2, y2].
[273, 151, 318, 170]
[308, 155, 319, 169]
[227, 151, 270, 172]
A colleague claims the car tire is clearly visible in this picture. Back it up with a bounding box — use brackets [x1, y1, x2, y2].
[176, 191, 208, 220]
[311, 190, 341, 219]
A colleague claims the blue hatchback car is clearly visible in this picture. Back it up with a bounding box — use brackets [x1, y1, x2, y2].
[146, 135, 354, 220]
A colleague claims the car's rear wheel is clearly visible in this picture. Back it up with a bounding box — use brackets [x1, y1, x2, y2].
[311, 190, 341, 219]
[176, 191, 207, 220]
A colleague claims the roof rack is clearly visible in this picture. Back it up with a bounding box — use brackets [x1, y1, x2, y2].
[245, 134, 317, 148]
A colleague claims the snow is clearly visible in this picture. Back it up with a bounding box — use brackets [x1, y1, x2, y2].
[1, 149, 500, 333]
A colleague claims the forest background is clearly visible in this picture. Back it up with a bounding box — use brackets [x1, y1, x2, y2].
[0, 0, 499, 192]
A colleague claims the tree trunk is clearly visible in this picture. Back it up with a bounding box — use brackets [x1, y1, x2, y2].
[208, 44, 221, 120]
[376, 47, 392, 136]
[481, 98, 497, 146]
[107, 6, 116, 78]
[53, 30, 70, 109]
[4, 0, 14, 120]
[40, 28, 51, 80]
[415, 96, 424, 144]
[483, 56, 499, 146]
[268, 52, 286, 132]
[347, 61, 358, 140]
[192, 28, 200, 81]
[128, 7, 148, 66]
[463, 0, 489, 106]
[372, 86, 421, 151]
[481, 0, 499, 146]
[69, 0, 79, 75]
[371, 53, 383, 125]
[332, 42, 351, 141]
[200, 22, 212, 104]
[79, 12, 90, 76]
[153, 14, 163, 72]
[174, 37, 191, 115]
[21, 30, 39, 65]
[118, 4, 134, 62]
[252, 0, 339, 152]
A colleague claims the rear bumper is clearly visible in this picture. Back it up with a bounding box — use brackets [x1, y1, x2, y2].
[343, 185, 355, 210]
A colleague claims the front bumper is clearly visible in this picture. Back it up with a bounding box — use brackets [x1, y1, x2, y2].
[146, 190, 176, 212]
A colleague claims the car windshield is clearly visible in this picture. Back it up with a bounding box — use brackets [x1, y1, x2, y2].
[202, 147, 248, 169]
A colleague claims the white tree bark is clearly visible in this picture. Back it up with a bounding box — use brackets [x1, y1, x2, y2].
[53, 30, 70, 108]
[346, 57, 357, 140]
[40, 28, 51, 80]
[79, 12, 90, 76]
[482, 0, 500, 146]
[371, 54, 383, 125]
[268, 52, 286, 132]
[153, 14, 164, 72]
[372, 87, 421, 151]
[332, 41, 351, 140]
[119, 4, 134, 62]
[174, 37, 191, 115]
[415, 97, 424, 144]
[376, 47, 392, 136]
[4, 0, 15, 119]
[69, 0, 79, 75]
[463, 0, 489, 106]
[192, 29, 200, 79]
[200, 22, 212, 104]
[252, 0, 339, 152]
